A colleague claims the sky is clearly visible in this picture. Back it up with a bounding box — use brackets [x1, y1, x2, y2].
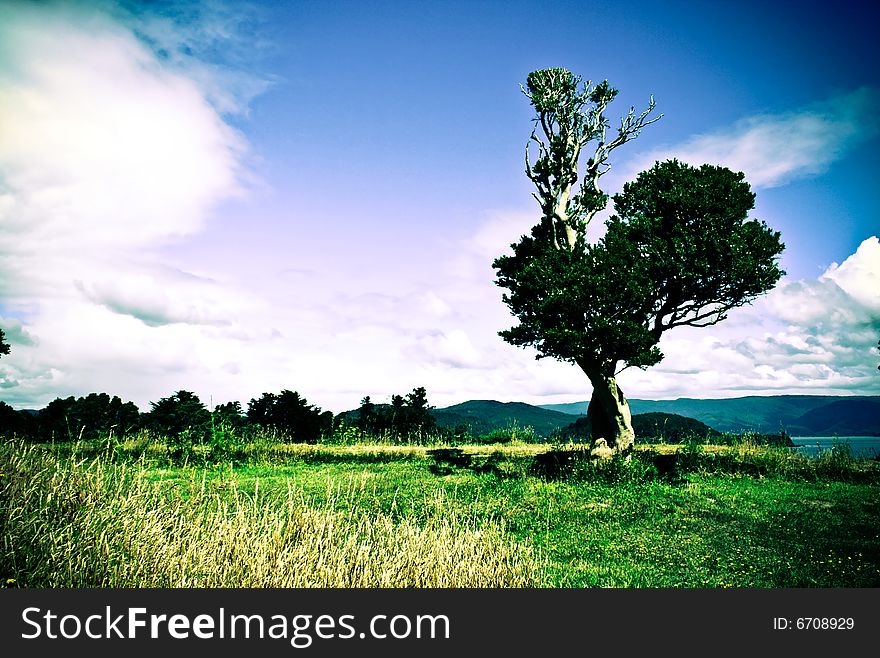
[0, 0, 878, 414]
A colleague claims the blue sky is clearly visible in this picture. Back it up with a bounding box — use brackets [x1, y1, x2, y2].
[1, 0, 878, 413]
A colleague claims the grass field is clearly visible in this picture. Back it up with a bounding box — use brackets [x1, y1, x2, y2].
[2, 438, 878, 588]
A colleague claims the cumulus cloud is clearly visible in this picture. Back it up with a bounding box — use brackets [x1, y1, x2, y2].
[73, 267, 237, 327]
[0, 1, 266, 408]
[0, 4, 244, 262]
[620, 87, 880, 188]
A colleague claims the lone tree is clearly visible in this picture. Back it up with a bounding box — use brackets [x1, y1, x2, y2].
[0, 328, 9, 358]
[494, 68, 784, 456]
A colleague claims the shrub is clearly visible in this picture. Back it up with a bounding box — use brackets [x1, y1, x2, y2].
[478, 422, 538, 445]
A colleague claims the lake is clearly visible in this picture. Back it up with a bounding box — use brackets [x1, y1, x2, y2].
[791, 436, 880, 459]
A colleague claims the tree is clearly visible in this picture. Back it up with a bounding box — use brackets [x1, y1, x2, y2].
[213, 400, 245, 429]
[404, 386, 436, 438]
[246, 390, 332, 442]
[0, 328, 9, 358]
[0, 401, 34, 438]
[356, 396, 378, 436]
[147, 390, 211, 440]
[389, 394, 406, 437]
[350, 388, 437, 441]
[246, 392, 277, 428]
[69, 392, 140, 439]
[37, 396, 78, 441]
[494, 69, 784, 456]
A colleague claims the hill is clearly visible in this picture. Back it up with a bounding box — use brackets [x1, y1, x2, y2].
[541, 396, 880, 436]
[631, 412, 722, 443]
[556, 412, 721, 443]
[786, 398, 880, 436]
[433, 400, 575, 437]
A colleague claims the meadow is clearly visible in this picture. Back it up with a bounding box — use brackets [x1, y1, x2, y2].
[2, 436, 878, 588]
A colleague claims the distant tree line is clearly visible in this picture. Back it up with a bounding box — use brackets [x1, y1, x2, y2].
[349, 386, 436, 440]
[0, 386, 436, 444]
[0, 393, 140, 442]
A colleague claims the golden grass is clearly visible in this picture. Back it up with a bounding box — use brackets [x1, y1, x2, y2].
[0, 442, 547, 588]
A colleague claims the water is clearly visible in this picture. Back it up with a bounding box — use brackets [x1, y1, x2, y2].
[790, 436, 880, 460]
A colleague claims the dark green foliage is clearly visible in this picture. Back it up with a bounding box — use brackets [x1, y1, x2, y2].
[147, 390, 211, 441]
[340, 387, 437, 442]
[632, 412, 721, 443]
[610, 160, 784, 331]
[0, 401, 34, 437]
[495, 160, 784, 371]
[246, 390, 332, 443]
[555, 412, 720, 444]
[29, 393, 140, 441]
[212, 400, 245, 428]
[0, 328, 9, 358]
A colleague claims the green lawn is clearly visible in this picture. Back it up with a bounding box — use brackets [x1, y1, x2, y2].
[3, 440, 878, 587]
[141, 449, 880, 587]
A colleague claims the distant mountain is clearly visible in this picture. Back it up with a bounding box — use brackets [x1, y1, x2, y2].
[541, 401, 589, 416]
[433, 400, 575, 437]
[787, 399, 880, 436]
[541, 395, 880, 436]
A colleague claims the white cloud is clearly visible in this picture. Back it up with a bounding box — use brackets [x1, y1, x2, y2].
[74, 266, 237, 327]
[822, 236, 880, 311]
[619, 87, 880, 188]
[0, 1, 265, 409]
[0, 5, 248, 305]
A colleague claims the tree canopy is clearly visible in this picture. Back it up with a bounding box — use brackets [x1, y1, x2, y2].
[246, 390, 332, 442]
[352, 387, 437, 441]
[496, 159, 785, 376]
[147, 390, 211, 440]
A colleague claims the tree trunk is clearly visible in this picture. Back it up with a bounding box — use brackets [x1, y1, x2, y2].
[582, 368, 635, 457]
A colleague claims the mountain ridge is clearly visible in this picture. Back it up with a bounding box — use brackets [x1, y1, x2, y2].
[433, 400, 576, 437]
[537, 395, 880, 436]
[342, 395, 879, 438]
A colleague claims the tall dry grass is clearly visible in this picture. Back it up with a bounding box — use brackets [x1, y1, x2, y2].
[0, 441, 546, 587]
